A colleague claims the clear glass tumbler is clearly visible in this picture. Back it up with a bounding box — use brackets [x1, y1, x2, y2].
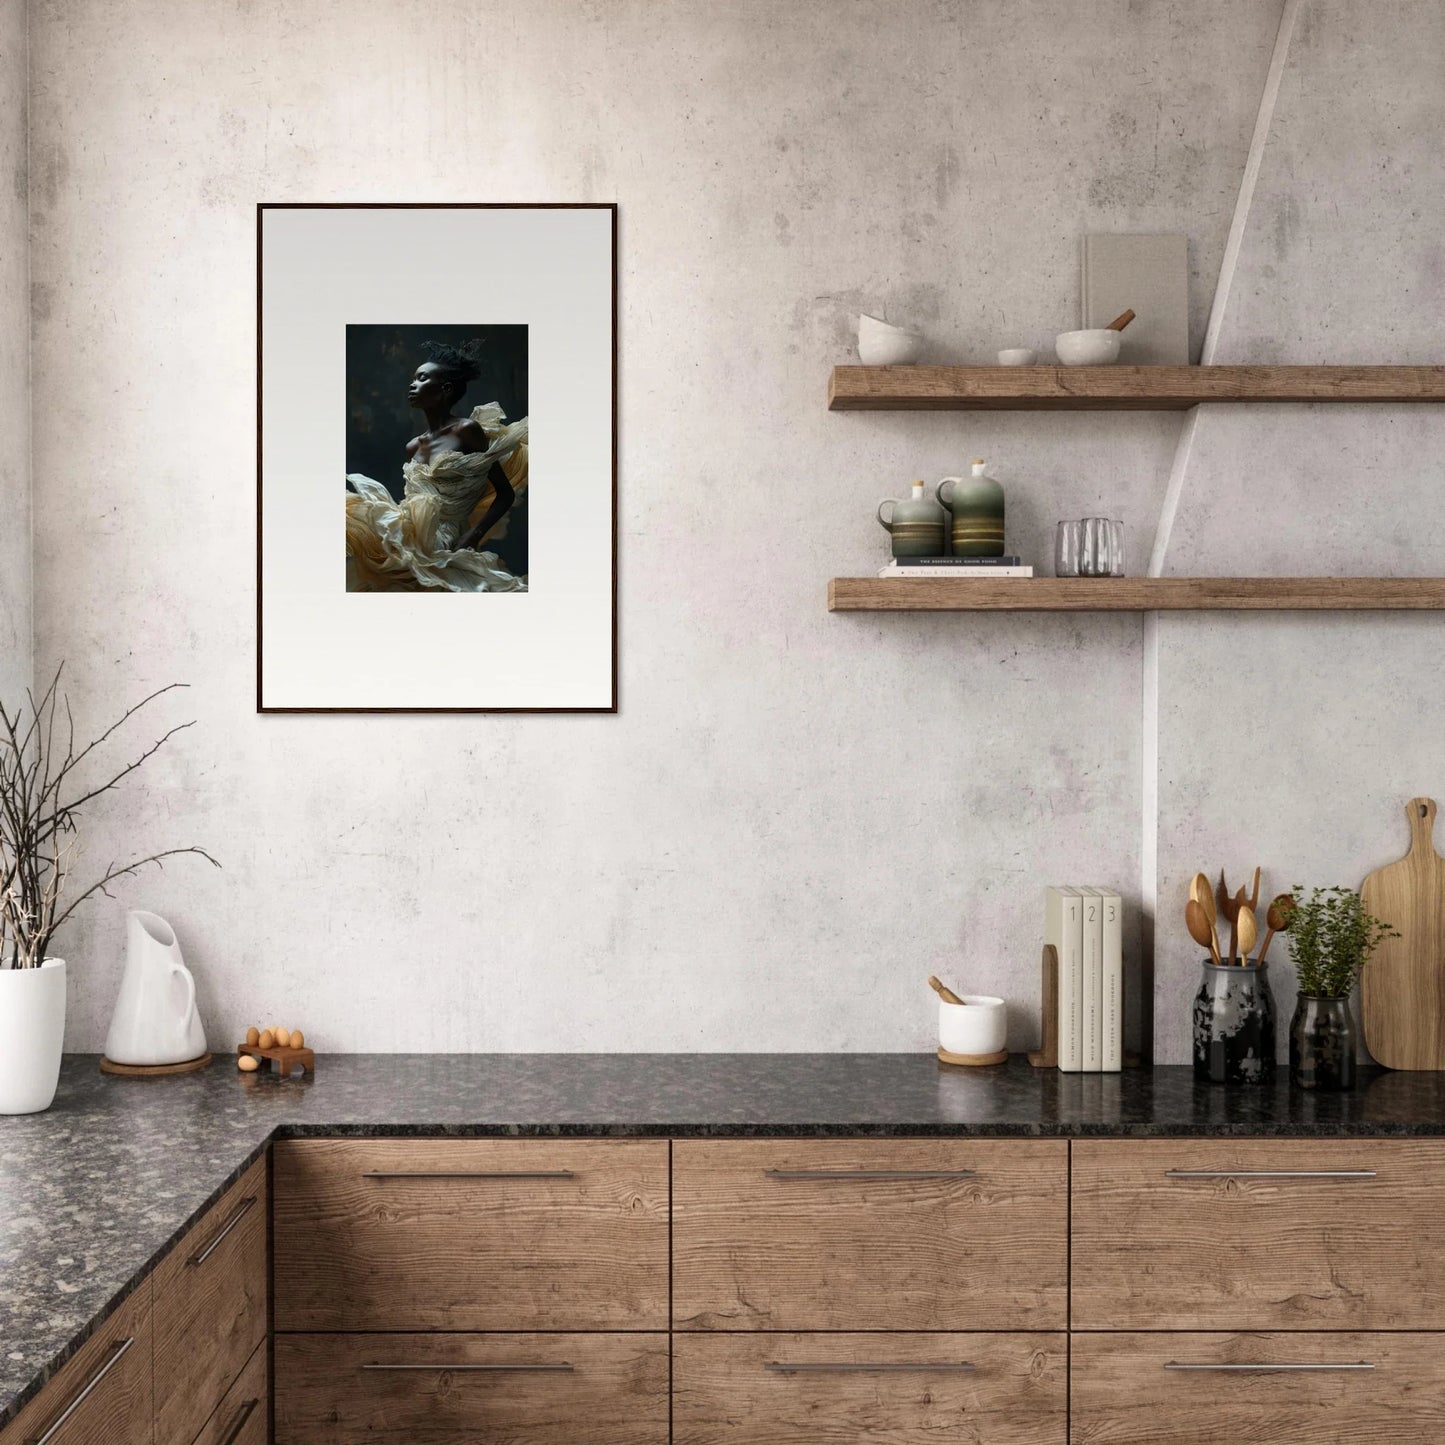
[1080, 517, 1112, 577]
[1054, 521, 1082, 577]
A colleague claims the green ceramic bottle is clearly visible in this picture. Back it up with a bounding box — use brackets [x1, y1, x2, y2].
[877, 480, 947, 558]
[935, 459, 1005, 557]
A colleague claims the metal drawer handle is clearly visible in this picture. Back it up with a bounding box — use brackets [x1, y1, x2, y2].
[763, 1169, 977, 1181]
[766, 1361, 975, 1374]
[25, 1337, 135, 1445]
[1165, 1362, 1375, 1373]
[1163, 1170, 1377, 1181]
[217, 1396, 260, 1445]
[188, 1196, 258, 1267]
[361, 1362, 575, 1372]
[361, 1170, 576, 1180]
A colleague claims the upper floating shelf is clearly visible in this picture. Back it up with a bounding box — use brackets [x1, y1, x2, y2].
[828, 577, 1445, 612]
[827, 364, 1445, 411]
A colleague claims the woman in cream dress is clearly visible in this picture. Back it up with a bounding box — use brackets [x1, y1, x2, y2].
[345, 339, 529, 592]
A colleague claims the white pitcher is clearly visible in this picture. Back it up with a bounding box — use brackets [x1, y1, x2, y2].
[104, 911, 207, 1066]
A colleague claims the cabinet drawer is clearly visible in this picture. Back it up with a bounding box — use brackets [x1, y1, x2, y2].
[190, 1339, 265, 1445]
[673, 1139, 1067, 1329]
[274, 1332, 668, 1444]
[273, 1138, 668, 1330]
[1072, 1139, 1445, 1329]
[152, 1154, 268, 1445]
[1071, 1332, 1445, 1443]
[1, 1282, 151, 1445]
[674, 1332, 1067, 1444]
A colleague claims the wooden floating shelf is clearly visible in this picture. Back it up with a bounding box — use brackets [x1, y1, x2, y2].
[828, 577, 1445, 612]
[827, 364, 1445, 411]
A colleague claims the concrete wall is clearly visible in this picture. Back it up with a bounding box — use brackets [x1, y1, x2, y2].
[0, 0, 27, 706]
[20, 0, 1439, 1058]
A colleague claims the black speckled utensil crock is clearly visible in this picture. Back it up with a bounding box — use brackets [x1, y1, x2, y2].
[1289, 994, 1358, 1091]
[1193, 958, 1276, 1085]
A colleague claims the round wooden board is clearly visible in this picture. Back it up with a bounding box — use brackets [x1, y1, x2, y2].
[100, 1053, 212, 1077]
[937, 1046, 1009, 1068]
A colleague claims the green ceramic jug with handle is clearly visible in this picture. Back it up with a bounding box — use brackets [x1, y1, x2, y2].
[935, 459, 1005, 557]
[877, 481, 947, 558]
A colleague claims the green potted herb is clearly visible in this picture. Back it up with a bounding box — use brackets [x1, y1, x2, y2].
[1285, 886, 1398, 1091]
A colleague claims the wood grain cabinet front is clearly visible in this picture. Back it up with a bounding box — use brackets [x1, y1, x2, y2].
[1070, 1332, 1445, 1443]
[674, 1333, 1067, 1444]
[1072, 1139, 1445, 1330]
[0, 1282, 152, 1445]
[273, 1332, 668, 1445]
[672, 1139, 1068, 1329]
[188, 1340, 265, 1445]
[151, 1155, 268, 1445]
[272, 1138, 669, 1330]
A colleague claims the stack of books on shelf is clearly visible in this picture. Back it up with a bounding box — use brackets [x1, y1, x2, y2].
[1045, 885, 1122, 1073]
[879, 556, 1033, 578]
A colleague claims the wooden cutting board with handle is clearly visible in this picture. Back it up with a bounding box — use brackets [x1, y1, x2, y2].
[1361, 797, 1445, 1069]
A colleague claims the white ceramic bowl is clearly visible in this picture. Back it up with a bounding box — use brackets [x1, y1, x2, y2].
[938, 995, 1007, 1056]
[1055, 329, 1121, 366]
[858, 313, 924, 366]
[997, 348, 1037, 366]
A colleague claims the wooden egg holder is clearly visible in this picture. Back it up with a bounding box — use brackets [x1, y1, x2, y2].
[1028, 943, 1141, 1069]
[236, 1042, 315, 1075]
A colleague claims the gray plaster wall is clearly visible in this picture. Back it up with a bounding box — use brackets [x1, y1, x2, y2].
[0, 0, 28, 706]
[19, 0, 1428, 1059]
[1151, 0, 1445, 1061]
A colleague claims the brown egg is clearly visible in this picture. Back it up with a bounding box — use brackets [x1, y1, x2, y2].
[289, 1029, 304, 1049]
[237, 1054, 260, 1072]
[258, 1029, 275, 1050]
[274, 1027, 291, 1048]
[245, 1026, 260, 1047]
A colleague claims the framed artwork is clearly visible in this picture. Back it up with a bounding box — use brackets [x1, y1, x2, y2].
[257, 203, 617, 712]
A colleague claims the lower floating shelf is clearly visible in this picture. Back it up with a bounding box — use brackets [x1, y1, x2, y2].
[828, 577, 1445, 612]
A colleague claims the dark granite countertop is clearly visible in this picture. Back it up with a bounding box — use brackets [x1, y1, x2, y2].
[6, 1051, 1445, 1425]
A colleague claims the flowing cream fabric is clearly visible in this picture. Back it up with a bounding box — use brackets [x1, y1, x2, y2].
[345, 403, 529, 592]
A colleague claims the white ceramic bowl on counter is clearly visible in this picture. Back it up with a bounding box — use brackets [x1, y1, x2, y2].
[938, 994, 1007, 1057]
[1054, 329, 1121, 366]
[858, 313, 925, 365]
[997, 348, 1037, 366]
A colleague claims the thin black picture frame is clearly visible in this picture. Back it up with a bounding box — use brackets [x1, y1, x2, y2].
[256, 202, 619, 714]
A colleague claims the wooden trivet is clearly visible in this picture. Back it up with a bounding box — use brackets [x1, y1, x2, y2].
[100, 1053, 212, 1077]
[237, 1043, 315, 1075]
[937, 1046, 1010, 1067]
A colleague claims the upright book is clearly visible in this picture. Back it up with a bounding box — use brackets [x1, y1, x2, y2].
[1078, 887, 1104, 1071]
[1099, 888, 1123, 1071]
[1046, 886, 1084, 1072]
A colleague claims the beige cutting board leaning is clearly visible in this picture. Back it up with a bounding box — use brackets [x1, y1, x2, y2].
[1361, 797, 1445, 1069]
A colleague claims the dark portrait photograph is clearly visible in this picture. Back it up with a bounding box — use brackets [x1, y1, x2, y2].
[344, 323, 529, 591]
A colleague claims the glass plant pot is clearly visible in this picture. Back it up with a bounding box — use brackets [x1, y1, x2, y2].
[1289, 994, 1357, 1091]
[1192, 958, 1276, 1085]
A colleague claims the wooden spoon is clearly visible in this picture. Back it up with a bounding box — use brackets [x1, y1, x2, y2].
[1186, 899, 1223, 965]
[1189, 873, 1222, 959]
[1236, 903, 1259, 963]
[1256, 893, 1295, 965]
[1249, 866, 1261, 911]
[928, 975, 965, 1005]
[1106, 308, 1136, 331]
[1216, 870, 1235, 923]
[1227, 886, 1249, 963]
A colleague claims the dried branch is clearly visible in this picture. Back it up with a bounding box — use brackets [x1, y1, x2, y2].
[0, 667, 219, 969]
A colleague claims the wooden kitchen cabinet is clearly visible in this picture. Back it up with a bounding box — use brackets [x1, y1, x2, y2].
[0, 1282, 152, 1445]
[1070, 1331, 1445, 1443]
[152, 1156, 268, 1445]
[674, 1332, 1067, 1444]
[272, 1137, 669, 1331]
[187, 1341, 265, 1445]
[1072, 1138, 1445, 1330]
[672, 1138, 1068, 1329]
[273, 1331, 668, 1445]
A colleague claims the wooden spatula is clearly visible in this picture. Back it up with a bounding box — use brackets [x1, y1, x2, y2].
[1361, 798, 1445, 1069]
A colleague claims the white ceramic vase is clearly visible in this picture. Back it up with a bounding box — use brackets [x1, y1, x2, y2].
[104, 911, 207, 1066]
[0, 958, 67, 1114]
